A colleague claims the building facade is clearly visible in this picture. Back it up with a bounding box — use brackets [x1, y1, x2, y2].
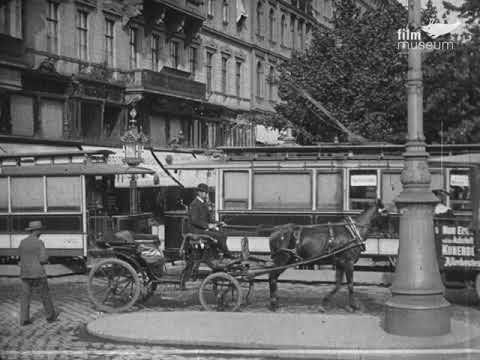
[0, 0, 385, 151]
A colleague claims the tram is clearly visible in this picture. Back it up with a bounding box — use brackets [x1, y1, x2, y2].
[0, 149, 156, 263]
[164, 143, 479, 274]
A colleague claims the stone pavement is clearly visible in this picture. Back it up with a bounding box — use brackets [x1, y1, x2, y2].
[1, 274, 480, 360]
[87, 311, 480, 360]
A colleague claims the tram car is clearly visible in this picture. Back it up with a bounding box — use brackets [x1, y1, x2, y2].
[0, 149, 157, 264]
[164, 143, 480, 294]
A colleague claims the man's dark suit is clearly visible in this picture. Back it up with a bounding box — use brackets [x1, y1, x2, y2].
[18, 234, 56, 324]
[188, 197, 230, 256]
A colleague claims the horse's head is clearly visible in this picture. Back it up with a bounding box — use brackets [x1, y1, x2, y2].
[270, 223, 301, 251]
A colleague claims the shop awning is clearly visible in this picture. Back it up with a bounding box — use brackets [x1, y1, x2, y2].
[0, 142, 81, 155]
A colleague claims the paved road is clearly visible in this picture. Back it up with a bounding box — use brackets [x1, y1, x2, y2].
[1, 274, 479, 359]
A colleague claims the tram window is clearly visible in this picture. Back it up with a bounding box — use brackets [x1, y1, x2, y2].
[253, 173, 312, 209]
[0, 217, 7, 232]
[46, 177, 82, 212]
[11, 177, 44, 212]
[317, 172, 342, 210]
[382, 172, 402, 212]
[0, 178, 8, 212]
[450, 170, 471, 211]
[12, 216, 44, 232]
[223, 171, 248, 209]
[349, 170, 377, 210]
[43, 215, 82, 232]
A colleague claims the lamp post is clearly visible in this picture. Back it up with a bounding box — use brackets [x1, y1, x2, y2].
[121, 107, 148, 215]
[384, 0, 451, 336]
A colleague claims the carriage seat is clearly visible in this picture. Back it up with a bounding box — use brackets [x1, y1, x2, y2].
[183, 233, 218, 245]
[97, 230, 160, 248]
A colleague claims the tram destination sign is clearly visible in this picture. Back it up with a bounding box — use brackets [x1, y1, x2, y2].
[436, 221, 480, 268]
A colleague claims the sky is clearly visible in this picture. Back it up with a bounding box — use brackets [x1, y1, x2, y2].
[397, 0, 465, 23]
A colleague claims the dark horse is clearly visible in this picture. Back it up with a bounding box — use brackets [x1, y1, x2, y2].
[268, 199, 387, 312]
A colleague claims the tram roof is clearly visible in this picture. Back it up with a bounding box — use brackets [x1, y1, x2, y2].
[0, 149, 114, 159]
[0, 163, 155, 177]
[430, 153, 480, 168]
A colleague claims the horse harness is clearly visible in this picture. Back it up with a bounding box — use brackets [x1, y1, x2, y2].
[278, 217, 365, 261]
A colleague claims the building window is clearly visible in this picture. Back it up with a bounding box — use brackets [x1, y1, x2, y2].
[268, 66, 275, 100]
[76, 10, 88, 61]
[256, 61, 263, 98]
[0, 0, 22, 37]
[222, 0, 228, 23]
[206, 51, 213, 93]
[256, 2, 262, 36]
[169, 41, 179, 68]
[189, 46, 197, 77]
[235, 61, 241, 98]
[298, 20, 303, 51]
[129, 27, 138, 68]
[221, 56, 228, 93]
[151, 33, 160, 71]
[269, 8, 275, 42]
[280, 14, 286, 45]
[207, 0, 214, 17]
[46, 1, 59, 54]
[290, 15, 295, 49]
[105, 18, 114, 66]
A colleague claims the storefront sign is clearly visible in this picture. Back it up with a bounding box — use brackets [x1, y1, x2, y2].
[450, 174, 469, 187]
[351, 174, 377, 187]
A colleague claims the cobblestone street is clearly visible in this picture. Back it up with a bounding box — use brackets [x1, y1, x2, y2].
[1, 274, 479, 359]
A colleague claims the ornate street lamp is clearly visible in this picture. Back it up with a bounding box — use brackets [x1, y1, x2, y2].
[384, 0, 451, 336]
[121, 107, 148, 215]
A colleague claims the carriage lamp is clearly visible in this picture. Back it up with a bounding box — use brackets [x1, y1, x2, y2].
[121, 107, 148, 215]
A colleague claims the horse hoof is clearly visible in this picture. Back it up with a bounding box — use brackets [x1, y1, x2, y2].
[345, 305, 355, 313]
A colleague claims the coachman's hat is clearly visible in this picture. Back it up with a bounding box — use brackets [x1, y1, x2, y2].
[25, 220, 44, 231]
[197, 183, 209, 193]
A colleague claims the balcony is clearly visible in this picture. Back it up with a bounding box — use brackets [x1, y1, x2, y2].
[0, 33, 25, 64]
[125, 67, 206, 101]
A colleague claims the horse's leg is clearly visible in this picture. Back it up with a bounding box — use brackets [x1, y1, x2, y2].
[345, 262, 360, 312]
[268, 270, 282, 311]
[322, 265, 344, 308]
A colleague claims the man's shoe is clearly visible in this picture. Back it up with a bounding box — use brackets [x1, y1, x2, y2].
[21, 320, 32, 326]
[47, 312, 59, 323]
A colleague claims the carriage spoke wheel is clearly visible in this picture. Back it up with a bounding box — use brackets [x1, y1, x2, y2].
[88, 258, 141, 313]
[199, 272, 242, 312]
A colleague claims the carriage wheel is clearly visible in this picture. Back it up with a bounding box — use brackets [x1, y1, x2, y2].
[199, 272, 243, 312]
[88, 258, 141, 313]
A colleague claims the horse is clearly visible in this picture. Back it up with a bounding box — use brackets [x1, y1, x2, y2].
[268, 199, 387, 312]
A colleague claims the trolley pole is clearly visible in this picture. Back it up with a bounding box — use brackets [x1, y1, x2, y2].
[384, 0, 451, 335]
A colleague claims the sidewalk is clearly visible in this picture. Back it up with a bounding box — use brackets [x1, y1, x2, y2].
[87, 311, 480, 360]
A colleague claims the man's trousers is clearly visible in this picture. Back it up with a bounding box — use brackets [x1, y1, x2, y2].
[20, 277, 55, 324]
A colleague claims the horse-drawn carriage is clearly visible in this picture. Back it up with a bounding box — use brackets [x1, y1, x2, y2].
[86, 200, 387, 313]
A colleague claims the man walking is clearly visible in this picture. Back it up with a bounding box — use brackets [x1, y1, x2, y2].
[188, 183, 232, 258]
[18, 221, 57, 326]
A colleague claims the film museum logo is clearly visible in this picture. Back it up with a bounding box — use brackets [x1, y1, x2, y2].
[396, 22, 461, 51]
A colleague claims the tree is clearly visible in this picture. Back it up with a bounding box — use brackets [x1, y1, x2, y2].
[425, 0, 480, 143]
[270, 0, 480, 145]
[271, 0, 408, 144]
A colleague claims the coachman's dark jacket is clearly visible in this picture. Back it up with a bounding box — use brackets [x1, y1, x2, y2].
[188, 197, 211, 232]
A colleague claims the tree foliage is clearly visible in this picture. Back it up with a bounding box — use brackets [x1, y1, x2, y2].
[271, 0, 480, 145]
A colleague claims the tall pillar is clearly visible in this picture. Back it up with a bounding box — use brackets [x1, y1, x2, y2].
[384, 0, 451, 336]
